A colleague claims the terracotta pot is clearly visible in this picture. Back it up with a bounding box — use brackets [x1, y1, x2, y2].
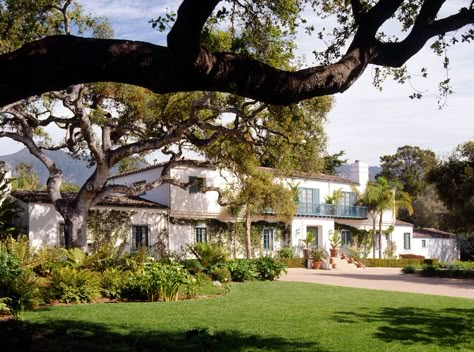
[329, 258, 334, 264]
[331, 263, 336, 269]
[348, 257, 354, 264]
[341, 254, 346, 259]
[312, 261, 322, 269]
[357, 261, 363, 268]
[330, 248, 338, 258]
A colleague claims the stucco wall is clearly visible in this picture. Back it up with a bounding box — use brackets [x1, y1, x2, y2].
[291, 217, 335, 256]
[27, 203, 168, 252]
[28, 203, 64, 249]
[412, 237, 459, 261]
[169, 166, 235, 219]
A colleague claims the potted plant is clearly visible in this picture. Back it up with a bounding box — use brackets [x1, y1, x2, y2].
[332, 262, 337, 269]
[311, 247, 328, 269]
[301, 232, 315, 259]
[329, 230, 342, 257]
[324, 188, 344, 215]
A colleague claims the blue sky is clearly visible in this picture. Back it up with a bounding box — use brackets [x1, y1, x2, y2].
[0, 0, 472, 165]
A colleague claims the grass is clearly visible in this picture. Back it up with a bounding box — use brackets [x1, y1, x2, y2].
[15, 281, 474, 352]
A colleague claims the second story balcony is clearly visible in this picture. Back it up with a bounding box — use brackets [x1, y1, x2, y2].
[297, 203, 368, 219]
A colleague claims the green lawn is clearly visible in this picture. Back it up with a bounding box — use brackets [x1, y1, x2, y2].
[20, 281, 474, 352]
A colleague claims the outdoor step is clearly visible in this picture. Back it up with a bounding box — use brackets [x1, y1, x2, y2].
[330, 256, 362, 270]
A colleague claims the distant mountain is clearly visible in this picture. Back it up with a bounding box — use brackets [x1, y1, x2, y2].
[1, 148, 380, 186]
[0, 148, 148, 186]
[336, 164, 382, 181]
[0, 149, 95, 185]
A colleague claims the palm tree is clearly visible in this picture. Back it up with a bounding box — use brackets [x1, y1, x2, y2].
[354, 181, 382, 258]
[375, 177, 414, 258]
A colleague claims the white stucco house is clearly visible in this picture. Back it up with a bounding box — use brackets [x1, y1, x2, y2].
[10, 160, 460, 261]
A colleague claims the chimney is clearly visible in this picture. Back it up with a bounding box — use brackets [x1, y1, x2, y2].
[350, 160, 369, 193]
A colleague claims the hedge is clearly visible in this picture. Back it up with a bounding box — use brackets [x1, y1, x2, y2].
[420, 266, 474, 278]
[364, 258, 439, 268]
[279, 258, 305, 268]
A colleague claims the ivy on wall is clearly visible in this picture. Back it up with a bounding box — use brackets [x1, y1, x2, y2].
[170, 217, 289, 257]
[87, 209, 136, 249]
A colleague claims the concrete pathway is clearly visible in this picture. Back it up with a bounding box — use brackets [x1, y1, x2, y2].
[279, 266, 474, 299]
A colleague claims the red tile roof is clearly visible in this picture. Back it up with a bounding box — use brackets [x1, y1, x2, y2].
[12, 190, 167, 209]
[413, 228, 455, 239]
[108, 160, 355, 185]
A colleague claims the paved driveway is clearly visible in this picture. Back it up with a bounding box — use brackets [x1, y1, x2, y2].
[279, 267, 474, 299]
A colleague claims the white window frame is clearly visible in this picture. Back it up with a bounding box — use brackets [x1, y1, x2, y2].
[263, 228, 275, 253]
[404, 233, 411, 250]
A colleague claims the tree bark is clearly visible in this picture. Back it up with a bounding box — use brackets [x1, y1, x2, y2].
[62, 208, 88, 250]
[1, 2, 473, 106]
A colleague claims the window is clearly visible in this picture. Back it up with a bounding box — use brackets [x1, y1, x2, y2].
[340, 192, 356, 206]
[341, 230, 352, 246]
[132, 180, 146, 195]
[298, 188, 320, 213]
[263, 228, 275, 252]
[404, 233, 411, 250]
[189, 176, 206, 194]
[195, 227, 208, 243]
[374, 231, 381, 250]
[58, 223, 67, 247]
[421, 239, 426, 248]
[132, 225, 149, 249]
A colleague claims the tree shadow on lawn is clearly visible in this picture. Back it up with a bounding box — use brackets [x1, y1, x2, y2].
[1, 317, 324, 352]
[335, 307, 474, 348]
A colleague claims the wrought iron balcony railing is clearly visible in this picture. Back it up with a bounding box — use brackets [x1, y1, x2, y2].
[297, 203, 368, 219]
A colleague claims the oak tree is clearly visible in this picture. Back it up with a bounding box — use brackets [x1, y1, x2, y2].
[1, 1, 473, 106]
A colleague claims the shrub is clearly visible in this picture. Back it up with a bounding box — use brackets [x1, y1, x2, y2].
[65, 248, 87, 268]
[421, 264, 439, 276]
[365, 258, 426, 267]
[210, 267, 231, 283]
[49, 267, 101, 303]
[189, 243, 228, 270]
[100, 268, 124, 299]
[423, 259, 440, 267]
[400, 254, 425, 259]
[121, 270, 149, 301]
[0, 252, 42, 315]
[182, 259, 205, 275]
[402, 265, 417, 274]
[33, 246, 68, 276]
[0, 297, 11, 315]
[183, 275, 200, 299]
[279, 258, 305, 268]
[277, 247, 293, 259]
[0, 235, 34, 268]
[227, 260, 257, 282]
[445, 261, 474, 270]
[122, 261, 194, 302]
[144, 261, 192, 301]
[255, 257, 287, 281]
